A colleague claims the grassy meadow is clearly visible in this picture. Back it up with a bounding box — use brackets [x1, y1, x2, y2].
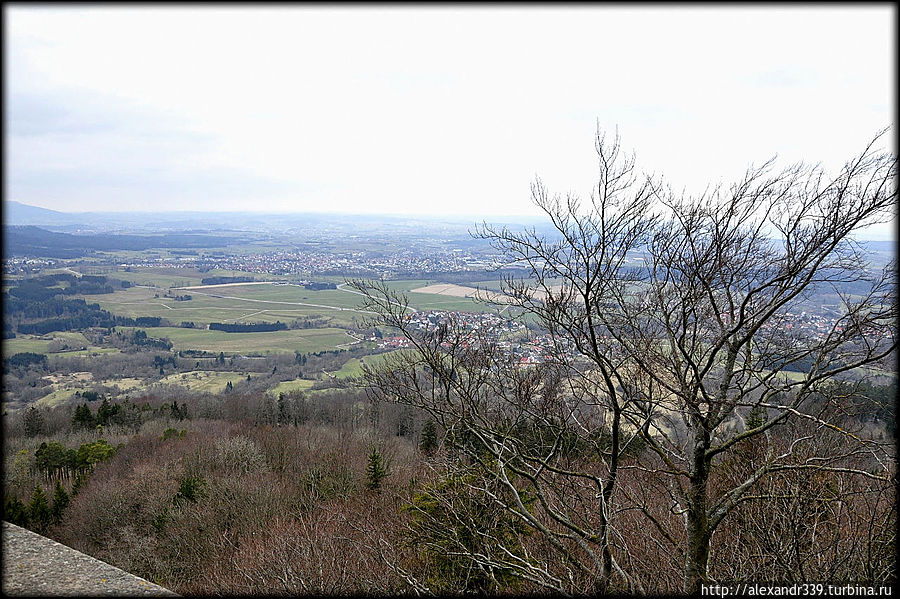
[115, 326, 357, 355]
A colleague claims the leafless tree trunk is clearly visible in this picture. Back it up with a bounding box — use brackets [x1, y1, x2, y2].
[628, 132, 895, 592]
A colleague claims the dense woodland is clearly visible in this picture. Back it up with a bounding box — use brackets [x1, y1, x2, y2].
[2, 375, 895, 595]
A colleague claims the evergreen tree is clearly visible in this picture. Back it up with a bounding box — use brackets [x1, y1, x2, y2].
[72, 403, 95, 430]
[35, 441, 72, 479]
[277, 393, 289, 425]
[420, 419, 439, 455]
[23, 407, 45, 437]
[170, 400, 186, 420]
[365, 446, 388, 491]
[746, 404, 769, 429]
[96, 398, 119, 426]
[75, 439, 116, 471]
[28, 486, 51, 533]
[4, 495, 30, 528]
[51, 480, 69, 524]
[173, 474, 206, 504]
[70, 472, 89, 497]
[262, 394, 276, 425]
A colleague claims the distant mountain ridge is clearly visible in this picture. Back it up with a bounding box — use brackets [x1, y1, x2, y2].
[3, 225, 242, 258]
[4, 201, 80, 226]
[2, 201, 549, 235]
[2, 201, 892, 249]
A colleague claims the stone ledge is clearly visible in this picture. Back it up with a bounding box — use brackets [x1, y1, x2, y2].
[2, 521, 178, 596]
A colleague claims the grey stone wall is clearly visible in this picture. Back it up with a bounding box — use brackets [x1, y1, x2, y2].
[2, 521, 178, 596]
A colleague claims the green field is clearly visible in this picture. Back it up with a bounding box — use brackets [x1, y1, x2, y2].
[157, 370, 260, 393]
[9, 274, 509, 366]
[328, 350, 414, 379]
[4, 337, 53, 355]
[117, 326, 356, 354]
[88, 284, 366, 327]
[108, 267, 273, 289]
[268, 379, 317, 396]
[36, 388, 82, 408]
[85, 279, 502, 333]
[3, 332, 120, 358]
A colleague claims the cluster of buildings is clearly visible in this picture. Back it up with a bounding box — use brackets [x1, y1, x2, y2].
[103, 247, 501, 279]
[373, 306, 868, 367]
[373, 310, 571, 365]
[3, 256, 60, 276]
[758, 310, 843, 341]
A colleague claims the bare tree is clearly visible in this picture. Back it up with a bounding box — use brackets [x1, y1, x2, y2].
[352, 128, 896, 594]
[609, 131, 896, 592]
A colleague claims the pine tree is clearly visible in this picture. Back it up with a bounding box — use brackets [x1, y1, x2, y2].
[96, 398, 119, 426]
[366, 446, 388, 491]
[72, 403, 95, 430]
[4, 496, 30, 528]
[51, 480, 69, 524]
[420, 419, 439, 455]
[23, 407, 45, 437]
[746, 404, 769, 429]
[28, 486, 51, 533]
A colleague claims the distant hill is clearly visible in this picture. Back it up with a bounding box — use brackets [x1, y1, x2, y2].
[3, 225, 242, 258]
[2, 201, 545, 235]
[3, 201, 81, 226]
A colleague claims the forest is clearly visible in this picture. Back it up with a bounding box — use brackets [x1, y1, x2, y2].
[3, 374, 894, 595]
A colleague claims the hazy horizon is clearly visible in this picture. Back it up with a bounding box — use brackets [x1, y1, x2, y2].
[5, 5, 896, 237]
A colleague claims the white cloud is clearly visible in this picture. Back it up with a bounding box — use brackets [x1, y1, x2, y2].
[4, 5, 895, 227]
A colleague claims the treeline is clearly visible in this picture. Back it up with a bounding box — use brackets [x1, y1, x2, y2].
[128, 329, 172, 350]
[4, 352, 49, 372]
[208, 321, 287, 333]
[200, 275, 255, 285]
[3, 274, 150, 336]
[16, 314, 164, 336]
[6, 273, 128, 302]
[5, 298, 158, 337]
[847, 380, 896, 435]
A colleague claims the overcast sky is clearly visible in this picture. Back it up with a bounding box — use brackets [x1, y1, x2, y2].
[4, 5, 896, 236]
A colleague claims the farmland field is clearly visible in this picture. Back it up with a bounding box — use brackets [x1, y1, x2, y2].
[85, 279, 505, 330]
[329, 350, 414, 378]
[4, 336, 54, 355]
[104, 266, 270, 288]
[268, 379, 316, 396]
[3, 332, 120, 357]
[116, 326, 357, 354]
[410, 283, 513, 304]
